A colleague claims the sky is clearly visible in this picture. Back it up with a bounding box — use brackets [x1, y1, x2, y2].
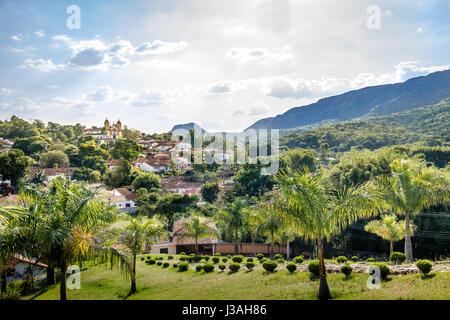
[0, 0, 449, 133]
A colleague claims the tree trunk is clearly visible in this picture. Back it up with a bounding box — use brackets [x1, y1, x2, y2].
[194, 238, 198, 255]
[318, 239, 332, 301]
[47, 266, 55, 286]
[287, 242, 290, 260]
[130, 254, 137, 294]
[60, 260, 67, 301]
[404, 212, 413, 263]
[1, 271, 6, 294]
[390, 241, 393, 255]
[234, 231, 239, 254]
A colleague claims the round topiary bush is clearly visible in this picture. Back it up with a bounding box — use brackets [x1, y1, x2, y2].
[158, 257, 164, 260]
[180, 252, 186, 256]
[203, 264, 215, 273]
[351, 256, 359, 262]
[226, 255, 232, 259]
[262, 260, 278, 272]
[212, 257, 220, 264]
[308, 261, 320, 277]
[203, 256, 210, 262]
[157, 261, 162, 266]
[371, 263, 390, 280]
[276, 258, 284, 264]
[218, 264, 226, 272]
[229, 263, 240, 273]
[416, 260, 433, 275]
[390, 252, 406, 264]
[336, 256, 348, 263]
[232, 255, 244, 263]
[195, 265, 203, 272]
[146, 255, 151, 260]
[256, 253, 264, 260]
[286, 262, 297, 274]
[274, 254, 282, 260]
[168, 255, 174, 260]
[173, 263, 178, 268]
[178, 262, 189, 272]
[140, 257, 145, 261]
[245, 262, 255, 271]
[260, 258, 268, 264]
[293, 256, 304, 264]
[366, 257, 375, 262]
[179, 255, 187, 261]
[148, 259, 156, 265]
[190, 253, 195, 257]
[246, 257, 254, 262]
[341, 264, 353, 278]
[163, 262, 170, 268]
[222, 258, 228, 263]
[214, 252, 221, 256]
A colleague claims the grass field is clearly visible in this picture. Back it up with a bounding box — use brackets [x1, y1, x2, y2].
[27, 255, 450, 300]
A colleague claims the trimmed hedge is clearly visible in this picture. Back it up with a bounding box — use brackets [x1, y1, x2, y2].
[390, 252, 406, 264]
[229, 263, 240, 273]
[293, 256, 304, 264]
[218, 264, 226, 272]
[163, 262, 170, 268]
[351, 256, 359, 262]
[341, 264, 353, 277]
[245, 262, 255, 271]
[256, 253, 264, 260]
[336, 256, 348, 263]
[232, 255, 244, 263]
[286, 263, 297, 273]
[371, 263, 390, 280]
[262, 260, 278, 272]
[178, 262, 189, 272]
[416, 260, 432, 275]
[212, 257, 220, 264]
[274, 254, 282, 260]
[203, 264, 215, 273]
[308, 261, 320, 277]
[195, 265, 203, 272]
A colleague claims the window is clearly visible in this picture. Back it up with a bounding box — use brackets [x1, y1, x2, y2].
[160, 248, 168, 254]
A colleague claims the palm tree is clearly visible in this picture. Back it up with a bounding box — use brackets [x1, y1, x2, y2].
[115, 217, 165, 294]
[217, 198, 248, 254]
[364, 214, 411, 254]
[242, 208, 262, 256]
[177, 213, 218, 254]
[275, 229, 296, 259]
[275, 168, 382, 300]
[259, 208, 283, 259]
[374, 159, 449, 262]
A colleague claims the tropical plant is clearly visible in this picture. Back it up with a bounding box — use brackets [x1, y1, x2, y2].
[217, 199, 248, 254]
[177, 213, 218, 254]
[275, 168, 382, 300]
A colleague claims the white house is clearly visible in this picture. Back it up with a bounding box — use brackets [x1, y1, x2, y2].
[6, 255, 47, 284]
[0, 138, 14, 151]
[132, 158, 172, 173]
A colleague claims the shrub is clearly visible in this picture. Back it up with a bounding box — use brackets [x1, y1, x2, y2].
[226, 255, 232, 259]
[276, 258, 284, 264]
[229, 263, 240, 273]
[140, 257, 145, 261]
[218, 264, 226, 271]
[336, 256, 348, 263]
[212, 257, 220, 264]
[222, 258, 228, 263]
[260, 258, 268, 264]
[263, 260, 278, 272]
[179, 255, 187, 261]
[245, 262, 255, 271]
[203, 264, 215, 273]
[203, 256, 210, 262]
[286, 263, 297, 273]
[371, 263, 390, 280]
[190, 253, 195, 257]
[168, 255, 174, 260]
[366, 257, 375, 262]
[256, 253, 264, 260]
[195, 265, 203, 272]
[173, 263, 178, 268]
[180, 252, 186, 256]
[390, 252, 406, 264]
[341, 264, 353, 278]
[308, 261, 320, 277]
[274, 254, 282, 260]
[214, 253, 221, 256]
[246, 257, 254, 262]
[163, 262, 170, 268]
[148, 259, 156, 265]
[232, 255, 244, 263]
[178, 262, 189, 272]
[416, 260, 433, 275]
[351, 256, 359, 262]
[188, 255, 202, 263]
[293, 256, 304, 264]
[146, 255, 151, 260]
[156, 261, 162, 266]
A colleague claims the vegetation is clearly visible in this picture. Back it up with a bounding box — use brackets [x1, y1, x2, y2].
[364, 214, 408, 255]
[415, 260, 433, 275]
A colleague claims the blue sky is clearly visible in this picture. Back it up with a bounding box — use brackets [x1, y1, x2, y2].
[0, 0, 449, 133]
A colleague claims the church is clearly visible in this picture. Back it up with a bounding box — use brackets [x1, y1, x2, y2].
[83, 118, 124, 141]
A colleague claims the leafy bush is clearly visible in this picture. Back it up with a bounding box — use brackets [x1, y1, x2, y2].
[195, 265, 203, 272]
[286, 263, 297, 273]
[245, 262, 255, 271]
[178, 262, 189, 272]
[179, 255, 187, 261]
[293, 256, 304, 264]
[232, 255, 244, 263]
[308, 261, 320, 277]
[222, 258, 228, 263]
[260, 258, 268, 264]
[140, 257, 145, 261]
[156, 261, 162, 266]
[226, 255, 232, 259]
[168, 255, 174, 260]
[351, 256, 359, 262]
[163, 262, 170, 268]
[246, 257, 254, 262]
[173, 263, 178, 268]
[276, 258, 284, 264]
[341, 264, 353, 277]
[218, 264, 226, 271]
[390, 252, 406, 264]
[336, 256, 348, 263]
[0, 283, 22, 300]
[262, 260, 278, 272]
[148, 259, 156, 265]
[416, 260, 433, 275]
[371, 263, 390, 280]
[146, 255, 151, 260]
[158, 257, 163, 260]
[180, 252, 186, 256]
[214, 253, 221, 256]
[212, 257, 220, 264]
[229, 263, 240, 273]
[203, 256, 210, 262]
[274, 254, 282, 260]
[366, 257, 375, 262]
[256, 253, 264, 260]
[203, 264, 215, 273]
[189, 255, 203, 263]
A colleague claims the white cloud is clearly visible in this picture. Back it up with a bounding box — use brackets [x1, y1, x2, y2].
[0, 88, 12, 95]
[131, 88, 184, 107]
[11, 34, 22, 41]
[417, 27, 423, 33]
[233, 102, 269, 117]
[226, 47, 293, 64]
[35, 30, 45, 38]
[20, 58, 65, 72]
[134, 40, 187, 55]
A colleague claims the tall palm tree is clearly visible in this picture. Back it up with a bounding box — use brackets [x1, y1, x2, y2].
[115, 216, 165, 294]
[275, 168, 382, 300]
[275, 229, 296, 259]
[217, 198, 248, 254]
[374, 159, 449, 262]
[177, 213, 218, 254]
[259, 208, 283, 259]
[242, 207, 262, 256]
[364, 214, 411, 254]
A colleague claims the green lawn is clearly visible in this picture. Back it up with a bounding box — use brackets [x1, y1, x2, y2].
[28, 255, 450, 300]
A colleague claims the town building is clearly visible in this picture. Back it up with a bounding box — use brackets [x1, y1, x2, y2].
[83, 118, 123, 142]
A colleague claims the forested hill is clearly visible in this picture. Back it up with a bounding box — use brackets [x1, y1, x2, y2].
[247, 70, 450, 130]
[280, 99, 450, 153]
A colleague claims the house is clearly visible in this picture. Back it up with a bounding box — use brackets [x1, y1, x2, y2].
[0, 138, 13, 151]
[160, 176, 202, 196]
[28, 167, 77, 182]
[6, 254, 47, 284]
[131, 157, 172, 173]
[99, 185, 137, 212]
[107, 159, 122, 169]
[154, 141, 176, 151]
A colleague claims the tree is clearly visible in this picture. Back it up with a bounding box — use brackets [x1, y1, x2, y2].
[132, 172, 161, 191]
[280, 148, 316, 173]
[217, 198, 248, 254]
[155, 194, 199, 229]
[115, 217, 165, 294]
[373, 159, 449, 262]
[275, 168, 382, 300]
[259, 208, 283, 258]
[110, 139, 141, 161]
[0, 149, 34, 188]
[82, 156, 107, 174]
[72, 167, 101, 183]
[201, 182, 220, 203]
[233, 164, 274, 197]
[364, 214, 411, 254]
[103, 160, 133, 188]
[40, 150, 69, 168]
[177, 213, 218, 254]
